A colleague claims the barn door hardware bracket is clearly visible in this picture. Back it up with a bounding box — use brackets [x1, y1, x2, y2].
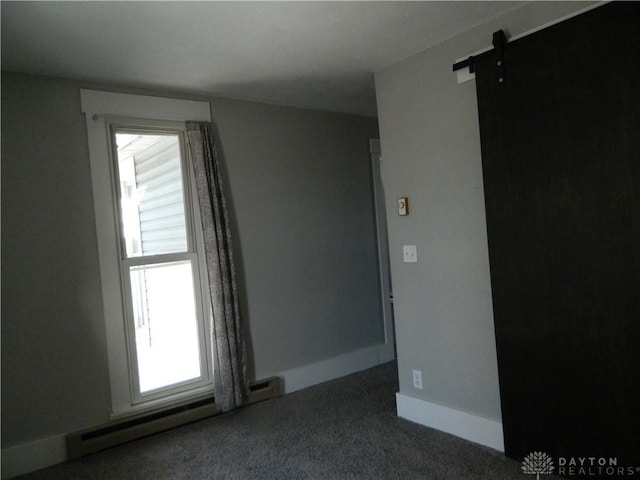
[452, 29, 508, 81]
[493, 30, 507, 85]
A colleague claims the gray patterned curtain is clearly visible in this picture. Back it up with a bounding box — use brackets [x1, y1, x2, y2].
[185, 121, 249, 412]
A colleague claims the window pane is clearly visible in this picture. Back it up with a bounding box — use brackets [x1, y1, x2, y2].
[130, 261, 202, 393]
[115, 133, 188, 257]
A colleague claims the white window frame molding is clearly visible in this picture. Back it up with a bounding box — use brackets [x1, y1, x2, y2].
[81, 89, 212, 417]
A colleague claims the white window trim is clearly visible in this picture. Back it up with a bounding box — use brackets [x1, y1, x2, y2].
[81, 90, 213, 417]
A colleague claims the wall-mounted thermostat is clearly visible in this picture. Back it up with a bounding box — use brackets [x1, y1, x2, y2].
[398, 197, 409, 216]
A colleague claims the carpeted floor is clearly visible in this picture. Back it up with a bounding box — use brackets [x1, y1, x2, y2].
[17, 362, 531, 479]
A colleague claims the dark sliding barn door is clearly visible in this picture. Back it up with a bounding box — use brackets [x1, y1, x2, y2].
[474, 2, 640, 468]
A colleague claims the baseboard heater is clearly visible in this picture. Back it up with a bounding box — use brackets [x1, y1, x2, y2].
[66, 377, 281, 460]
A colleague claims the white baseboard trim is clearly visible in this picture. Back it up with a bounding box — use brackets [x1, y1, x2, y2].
[279, 342, 394, 394]
[1, 434, 67, 479]
[376, 342, 396, 364]
[396, 392, 505, 452]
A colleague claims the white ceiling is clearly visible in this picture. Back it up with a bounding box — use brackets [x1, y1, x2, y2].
[1, 1, 525, 117]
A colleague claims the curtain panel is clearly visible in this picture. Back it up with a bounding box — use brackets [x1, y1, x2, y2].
[186, 121, 249, 412]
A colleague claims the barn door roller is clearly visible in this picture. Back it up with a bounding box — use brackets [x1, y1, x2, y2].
[493, 30, 507, 85]
[452, 29, 508, 85]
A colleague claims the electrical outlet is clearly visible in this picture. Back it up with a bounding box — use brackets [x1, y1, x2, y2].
[412, 369, 423, 389]
[403, 245, 418, 263]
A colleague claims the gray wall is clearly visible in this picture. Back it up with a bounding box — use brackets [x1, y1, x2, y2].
[1, 72, 382, 447]
[1, 73, 112, 446]
[210, 97, 383, 378]
[375, 2, 595, 421]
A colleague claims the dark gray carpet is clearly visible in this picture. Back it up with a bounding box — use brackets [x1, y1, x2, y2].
[18, 362, 530, 479]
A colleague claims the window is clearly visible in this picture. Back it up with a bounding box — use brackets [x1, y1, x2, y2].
[112, 126, 208, 401]
[81, 90, 213, 416]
